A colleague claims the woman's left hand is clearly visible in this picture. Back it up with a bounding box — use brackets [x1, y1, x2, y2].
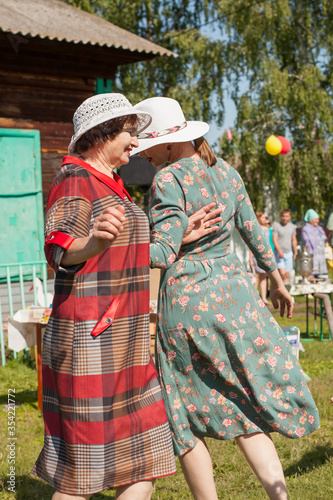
[182, 202, 222, 245]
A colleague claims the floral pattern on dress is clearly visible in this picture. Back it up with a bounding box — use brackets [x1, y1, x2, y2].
[149, 158, 320, 456]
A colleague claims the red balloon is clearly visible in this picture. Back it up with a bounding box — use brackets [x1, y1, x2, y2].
[276, 136, 291, 154]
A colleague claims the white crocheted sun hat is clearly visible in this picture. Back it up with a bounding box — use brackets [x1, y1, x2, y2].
[132, 97, 209, 155]
[68, 93, 152, 153]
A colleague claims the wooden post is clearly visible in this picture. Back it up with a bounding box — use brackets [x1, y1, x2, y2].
[36, 324, 43, 410]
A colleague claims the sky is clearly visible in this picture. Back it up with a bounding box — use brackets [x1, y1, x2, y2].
[200, 24, 244, 149]
[205, 97, 237, 149]
[203, 76, 250, 149]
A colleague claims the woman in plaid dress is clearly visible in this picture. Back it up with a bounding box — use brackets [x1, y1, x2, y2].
[32, 94, 178, 499]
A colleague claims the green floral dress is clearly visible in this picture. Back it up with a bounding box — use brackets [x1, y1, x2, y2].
[149, 157, 320, 456]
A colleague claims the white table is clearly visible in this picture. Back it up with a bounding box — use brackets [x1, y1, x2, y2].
[289, 282, 333, 296]
[290, 282, 333, 340]
[8, 307, 51, 409]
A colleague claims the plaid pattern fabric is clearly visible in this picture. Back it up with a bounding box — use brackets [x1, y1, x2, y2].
[32, 158, 176, 494]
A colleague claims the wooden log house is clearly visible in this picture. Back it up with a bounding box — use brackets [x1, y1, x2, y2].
[0, 0, 175, 271]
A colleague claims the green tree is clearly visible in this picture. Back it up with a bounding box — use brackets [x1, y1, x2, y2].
[216, 0, 333, 217]
[65, 1, 333, 217]
[64, 1, 226, 124]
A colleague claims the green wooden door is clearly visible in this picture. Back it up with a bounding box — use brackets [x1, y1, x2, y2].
[0, 129, 44, 279]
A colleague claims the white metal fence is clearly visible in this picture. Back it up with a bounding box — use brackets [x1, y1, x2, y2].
[0, 261, 53, 366]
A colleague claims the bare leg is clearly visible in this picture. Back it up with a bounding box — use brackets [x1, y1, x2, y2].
[52, 493, 90, 500]
[259, 274, 268, 302]
[115, 480, 154, 500]
[179, 439, 218, 500]
[255, 272, 260, 290]
[235, 432, 289, 500]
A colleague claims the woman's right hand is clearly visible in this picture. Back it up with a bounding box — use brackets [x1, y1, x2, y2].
[61, 206, 126, 267]
[182, 203, 222, 245]
[93, 206, 126, 250]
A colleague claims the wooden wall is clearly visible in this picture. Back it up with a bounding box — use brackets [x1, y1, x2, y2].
[0, 64, 97, 207]
[0, 31, 147, 80]
[0, 69, 96, 123]
[0, 69, 98, 209]
[0, 30, 121, 209]
[0, 28, 157, 278]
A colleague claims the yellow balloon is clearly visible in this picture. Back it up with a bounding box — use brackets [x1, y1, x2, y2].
[265, 135, 282, 155]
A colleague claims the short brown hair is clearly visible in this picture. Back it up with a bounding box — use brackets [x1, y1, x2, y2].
[73, 115, 139, 154]
[281, 209, 291, 215]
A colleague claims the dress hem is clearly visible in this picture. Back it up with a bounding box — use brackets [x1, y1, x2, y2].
[30, 469, 177, 495]
[175, 424, 320, 457]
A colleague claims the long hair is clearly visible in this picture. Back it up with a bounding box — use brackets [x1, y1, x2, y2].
[193, 137, 217, 167]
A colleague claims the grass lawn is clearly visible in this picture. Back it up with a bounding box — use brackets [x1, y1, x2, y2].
[0, 303, 332, 499]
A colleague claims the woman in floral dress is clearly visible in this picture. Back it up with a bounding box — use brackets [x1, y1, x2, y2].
[134, 97, 320, 500]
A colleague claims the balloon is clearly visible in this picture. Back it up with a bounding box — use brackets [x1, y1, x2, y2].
[226, 129, 232, 141]
[276, 135, 291, 154]
[265, 135, 282, 155]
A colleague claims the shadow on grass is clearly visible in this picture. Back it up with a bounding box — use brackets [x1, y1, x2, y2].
[12, 475, 116, 499]
[13, 475, 53, 500]
[284, 444, 333, 477]
[0, 389, 38, 407]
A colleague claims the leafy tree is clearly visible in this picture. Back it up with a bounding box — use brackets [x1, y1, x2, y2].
[217, 0, 333, 218]
[64, 1, 226, 124]
[64, 1, 333, 217]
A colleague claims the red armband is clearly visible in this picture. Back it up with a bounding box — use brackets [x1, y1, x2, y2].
[45, 231, 75, 249]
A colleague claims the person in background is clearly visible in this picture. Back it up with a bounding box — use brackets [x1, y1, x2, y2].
[265, 216, 275, 252]
[325, 210, 333, 278]
[326, 210, 333, 247]
[249, 211, 270, 305]
[265, 216, 275, 294]
[301, 209, 328, 276]
[272, 209, 297, 284]
[134, 96, 320, 500]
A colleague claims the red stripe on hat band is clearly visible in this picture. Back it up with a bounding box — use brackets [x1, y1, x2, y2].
[137, 121, 187, 140]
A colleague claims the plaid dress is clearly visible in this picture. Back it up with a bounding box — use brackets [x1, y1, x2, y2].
[32, 156, 176, 495]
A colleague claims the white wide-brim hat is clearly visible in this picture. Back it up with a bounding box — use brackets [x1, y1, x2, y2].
[68, 93, 152, 153]
[132, 97, 209, 155]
